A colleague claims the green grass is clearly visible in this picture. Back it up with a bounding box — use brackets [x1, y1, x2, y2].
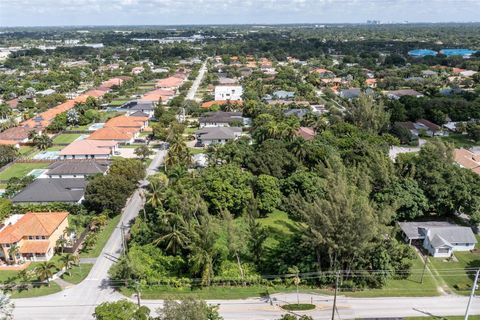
[188, 147, 205, 155]
[120, 285, 307, 300]
[10, 282, 62, 298]
[185, 127, 198, 134]
[0, 163, 49, 180]
[344, 254, 439, 297]
[18, 146, 35, 156]
[61, 263, 93, 284]
[257, 210, 300, 249]
[0, 255, 64, 298]
[80, 215, 121, 258]
[109, 100, 129, 106]
[427, 235, 480, 295]
[281, 303, 315, 311]
[45, 146, 63, 152]
[52, 133, 82, 144]
[99, 111, 122, 122]
[437, 133, 477, 148]
[430, 251, 480, 295]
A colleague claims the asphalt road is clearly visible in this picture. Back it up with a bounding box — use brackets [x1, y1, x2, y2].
[186, 59, 208, 101]
[11, 148, 480, 319]
[12, 148, 166, 320]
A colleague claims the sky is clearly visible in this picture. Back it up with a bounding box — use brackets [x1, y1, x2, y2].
[0, 0, 479, 27]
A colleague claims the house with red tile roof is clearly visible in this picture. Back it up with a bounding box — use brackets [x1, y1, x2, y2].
[83, 89, 108, 99]
[296, 127, 316, 140]
[155, 75, 185, 90]
[5, 98, 19, 109]
[101, 77, 124, 89]
[104, 115, 148, 130]
[454, 149, 480, 175]
[0, 212, 69, 263]
[140, 89, 175, 103]
[312, 68, 335, 78]
[87, 127, 137, 144]
[0, 126, 38, 144]
[60, 140, 118, 160]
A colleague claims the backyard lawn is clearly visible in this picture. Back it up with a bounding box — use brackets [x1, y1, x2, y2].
[52, 133, 82, 144]
[0, 163, 49, 180]
[61, 263, 93, 284]
[438, 133, 478, 148]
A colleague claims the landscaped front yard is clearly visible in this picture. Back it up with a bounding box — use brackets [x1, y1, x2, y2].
[61, 263, 93, 284]
[80, 215, 121, 258]
[345, 254, 439, 297]
[430, 250, 480, 295]
[0, 163, 49, 180]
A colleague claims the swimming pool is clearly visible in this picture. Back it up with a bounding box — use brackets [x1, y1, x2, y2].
[33, 151, 60, 160]
[408, 49, 438, 57]
[440, 49, 478, 57]
[88, 123, 105, 131]
[27, 169, 48, 178]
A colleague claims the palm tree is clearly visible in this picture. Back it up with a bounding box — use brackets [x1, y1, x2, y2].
[152, 215, 188, 255]
[56, 237, 68, 254]
[33, 134, 53, 150]
[147, 180, 163, 209]
[290, 138, 308, 161]
[89, 215, 108, 232]
[164, 134, 191, 172]
[59, 254, 79, 276]
[188, 217, 217, 286]
[8, 244, 20, 265]
[35, 261, 56, 286]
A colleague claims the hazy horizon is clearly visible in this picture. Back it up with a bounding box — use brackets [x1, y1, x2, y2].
[1, 0, 479, 27]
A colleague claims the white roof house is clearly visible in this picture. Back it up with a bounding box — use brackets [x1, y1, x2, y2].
[399, 221, 477, 257]
[214, 85, 243, 101]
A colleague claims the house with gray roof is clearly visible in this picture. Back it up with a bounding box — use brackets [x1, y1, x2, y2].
[399, 221, 477, 257]
[12, 178, 87, 204]
[199, 111, 248, 128]
[45, 160, 110, 178]
[195, 127, 242, 147]
[272, 90, 295, 100]
[124, 100, 155, 118]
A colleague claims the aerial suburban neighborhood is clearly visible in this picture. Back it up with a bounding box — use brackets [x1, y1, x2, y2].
[0, 2, 480, 319]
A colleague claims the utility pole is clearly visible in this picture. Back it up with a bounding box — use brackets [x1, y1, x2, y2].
[120, 223, 127, 255]
[420, 255, 429, 284]
[465, 268, 480, 320]
[331, 271, 340, 320]
[135, 281, 141, 307]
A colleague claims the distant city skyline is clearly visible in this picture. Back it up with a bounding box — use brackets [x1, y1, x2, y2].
[0, 0, 479, 27]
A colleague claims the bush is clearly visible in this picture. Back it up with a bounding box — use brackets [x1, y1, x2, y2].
[281, 304, 315, 311]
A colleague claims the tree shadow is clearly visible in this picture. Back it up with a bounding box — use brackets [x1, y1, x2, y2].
[465, 259, 480, 281]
